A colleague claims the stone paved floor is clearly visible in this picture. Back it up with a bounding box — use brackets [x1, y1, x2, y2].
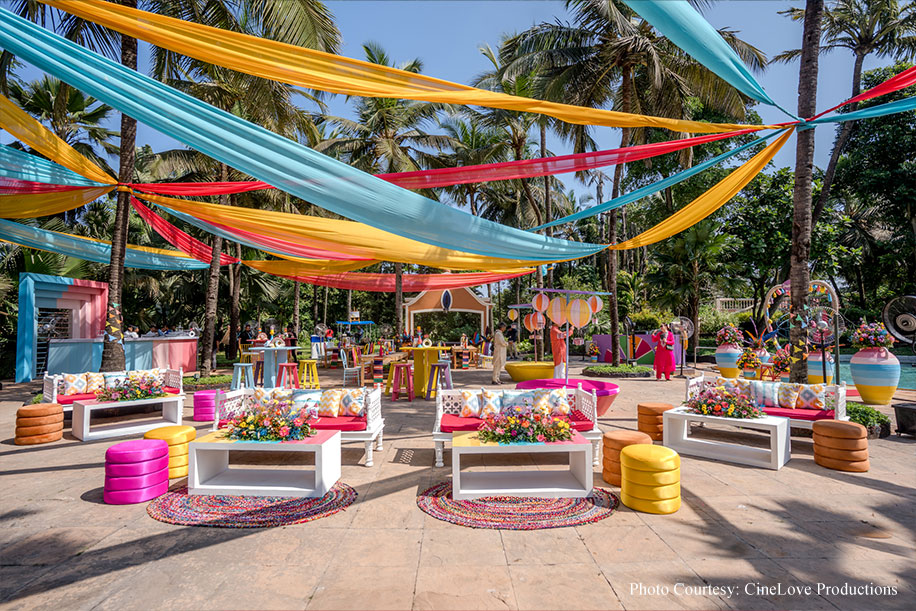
[1, 363, 914, 610]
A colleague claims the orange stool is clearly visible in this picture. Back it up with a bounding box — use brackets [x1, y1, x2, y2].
[15, 403, 64, 445]
[277, 362, 300, 389]
[812, 420, 869, 472]
[637, 402, 675, 441]
[602, 430, 653, 486]
[391, 362, 414, 401]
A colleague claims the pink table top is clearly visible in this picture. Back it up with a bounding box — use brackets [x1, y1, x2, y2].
[453, 430, 587, 447]
[197, 429, 337, 445]
[515, 378, 620, 396]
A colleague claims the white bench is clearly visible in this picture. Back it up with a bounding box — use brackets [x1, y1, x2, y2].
[433, 385, 602, 468]
[43, 368, 184, 411]
[72, 394, 184, 441]
[214, 386, 384, 466]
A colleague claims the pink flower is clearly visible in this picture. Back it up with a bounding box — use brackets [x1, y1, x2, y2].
[537, 434, 546, 442]
[279, 426, 290, 437]
[293, 418, 303, 427]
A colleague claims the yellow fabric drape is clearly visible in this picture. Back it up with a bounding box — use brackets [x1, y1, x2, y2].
[243, 259, 380, 276]
[0, 187, 115, 219]
[42, 0, 781, 135]
[136, 192, 558, 271]
[0, 94, 116, 185]
[610, 129, 793, 250]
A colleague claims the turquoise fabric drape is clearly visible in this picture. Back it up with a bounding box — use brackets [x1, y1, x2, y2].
[808, 95, 916, 124]
[0, 144, 106, 186]
[623, 0, 796, 119]
[535, 131, 782, 230]
[0, 219, 210, 270]
[0, 8, 604, 263]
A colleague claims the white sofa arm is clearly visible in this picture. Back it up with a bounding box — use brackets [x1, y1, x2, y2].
[212, 388, 251, 431]
[834, 382, 848, 420]
[43, 373, 60, 403]
[433, 391, 445, 434]
[163, 368, 183, 393]
[575, 385, 598, 426]
[685, 374, 705, 402]
[366, 385, 383, 426]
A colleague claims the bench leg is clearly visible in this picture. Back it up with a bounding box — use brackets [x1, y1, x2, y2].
[364, 440, 374, 467]
[376, 431, 384, 451]
[435, 441, 444, 468]
[592, 440, 601, 467]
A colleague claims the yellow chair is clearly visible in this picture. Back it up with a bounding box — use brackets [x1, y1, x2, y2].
[144, 425, 196, 479]
[620, 444, 681, 515]
[298, 359, 320, 389]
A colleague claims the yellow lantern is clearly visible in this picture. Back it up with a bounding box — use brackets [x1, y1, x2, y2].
[566, 299, 592, 328]
[507, 309, 519, 321]
[547, 297, 567, 325]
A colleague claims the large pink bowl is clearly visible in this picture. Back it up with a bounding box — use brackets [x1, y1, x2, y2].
[514, 378, 620, 417]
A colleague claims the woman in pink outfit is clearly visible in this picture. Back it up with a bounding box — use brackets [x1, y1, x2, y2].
[651, 324, 676, 380]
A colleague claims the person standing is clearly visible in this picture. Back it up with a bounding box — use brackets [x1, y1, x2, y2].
[239, 324, 254, 343]
[506, 323, 519, 359]
[652, 323, 676, 381]
[550, 323, 568, 378]
[491, 322, 508, 385]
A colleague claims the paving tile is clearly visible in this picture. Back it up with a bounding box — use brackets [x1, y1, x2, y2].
[501, 528, 593, 565]
[326, 528, 422, 569]
[1, 526, 119, 566]
[599, 559, 729, 610]
[414, 564, 516, 610]
[509, 563, 621, 610]
[309, 565, 417, 610]
[580, 525, 679, 565]
[419, 528, 507, 567]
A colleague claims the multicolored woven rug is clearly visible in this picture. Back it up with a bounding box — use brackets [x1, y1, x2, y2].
[147, 483, 357, 528]
[417, 482, 618, 530]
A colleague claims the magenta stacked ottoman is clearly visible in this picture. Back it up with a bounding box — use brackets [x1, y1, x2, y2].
[104, 439, 170, 504]
[193, 390, 219, 422]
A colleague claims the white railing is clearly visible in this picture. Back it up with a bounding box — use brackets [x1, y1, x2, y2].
[715, 298, 754, 313]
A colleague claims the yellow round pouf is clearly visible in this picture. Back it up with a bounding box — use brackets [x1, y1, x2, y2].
[623, 467, 681, 487]
[169, 452, 189, 468]
[168, 466, 188, 479]
[620, 444, 681, 472]
[167, 443, 189, 458]
[620, 445, 681, 515]
[620, 493, 682, 515]
[144, 425, 196, 445]
[621, 480, 680, 501]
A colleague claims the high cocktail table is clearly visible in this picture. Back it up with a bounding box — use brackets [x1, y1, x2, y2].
[189, 429, 341, 497]
[663, 407, 790, 470]
[451, 431, 593, 500]
[72, 394, 184, 441]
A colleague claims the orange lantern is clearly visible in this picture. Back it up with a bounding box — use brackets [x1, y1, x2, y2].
[566, 299, 592, 328]
[587, 295, 604, 314]
[531, 293, 549, 312]
[546, 297, 567, 325]
[532, 311, 546, 330]
[522, 313, 536, 332]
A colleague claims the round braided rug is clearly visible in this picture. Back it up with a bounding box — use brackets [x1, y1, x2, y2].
[417, 482, 618, 530]
[147, 483, 356, 528]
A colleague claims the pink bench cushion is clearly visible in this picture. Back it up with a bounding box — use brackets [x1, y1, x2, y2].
[163, 386, 181, 395]
[763, 407, 835, 421]
[308, 415, 367, 432]
[56, 393, 97, 405]
[568, 409, 594, 432]
[440, 414, 484, 433]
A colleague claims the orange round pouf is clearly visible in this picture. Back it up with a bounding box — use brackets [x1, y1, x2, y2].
[602, 469, 621, 486]
[602, 430, 652, 450]
[812, 433, 868, 451]
[601, 430, 652, 486]
[814, 446, 869, 462]
[637, 403, 673, 439]
[637, 402, 675, 416]
[812, 420, 868, 472]
[813, 420, 867, 439]
[15, 403, 63, 445]
[814, 454, 870, 472]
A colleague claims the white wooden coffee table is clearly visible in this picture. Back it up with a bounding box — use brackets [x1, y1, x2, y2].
[663, 407, 790, 470]
[451, 431, 592, 500]
[71, 394, 184, 441]
[189, 429, 341, 497]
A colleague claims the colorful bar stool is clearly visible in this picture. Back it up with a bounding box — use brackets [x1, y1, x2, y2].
[298, 359, 320, 389]
[231, 362, 255, 390]
[426, 362, 453, 400]
[277, 362, 301, 389]
[390, 362, 414, 401]
[372, 358, 385, 385]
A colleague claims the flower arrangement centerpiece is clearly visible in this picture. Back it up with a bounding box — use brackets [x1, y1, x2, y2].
[716, 324, 743, 346]
[477, 405, 573, 444]
[771, 346, 791, 375]
[850, 322, 895, 349]
[686, 385, 763, 419]
[736, 348, 762, 370]
[96, 375, 166, 402]
[223, 398, 314, 441]
[587, 342, 599, 360]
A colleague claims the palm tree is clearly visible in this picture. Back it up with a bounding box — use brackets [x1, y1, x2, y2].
[789, 0, 826, 383]
[316, 42, 457, 337]
[775, 0, 916, 224]
[496, 0, 767, 365]
[438, 116, 509, 215]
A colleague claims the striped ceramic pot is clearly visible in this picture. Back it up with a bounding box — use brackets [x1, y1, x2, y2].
[755, 348, 772, 364]
[715, 343, 742, 379]
[850, 347, 900, 405]
[807, 352, 834, 385]
[779, 372, 791, 383]
[743, 368, 758, 379]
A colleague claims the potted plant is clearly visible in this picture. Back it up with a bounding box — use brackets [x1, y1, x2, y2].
[685, 384, 764, 419]
[771, 347, 791, 382]
[846, 403, 891, 439]
[849, 322, 899, 405]
[714, 324, 744, 379]
[736, 348, 762, 379]
[587, 343, 599, 362]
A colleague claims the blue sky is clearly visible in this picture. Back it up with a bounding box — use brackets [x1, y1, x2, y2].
[5, 1, 890, 184]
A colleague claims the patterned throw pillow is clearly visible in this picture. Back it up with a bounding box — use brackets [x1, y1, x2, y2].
[532, 390, 553, 415]
[62, 373, 88, 395]
[458, 390, 482, 418]
[502, 390, 537, 412]
[755, 381, 780, 408]
[291, 389, 321, 415]
[796, 384, 826, 410]
[272, 388, 293, 402]
[778, 383, 802, 409]
[129, 369, 163, 384]
[103, 372, 127, 389]
[715, 377, 738, 392]
[254, 387, 273, 403]
[824, 387, 838, 411]
[480, 388, 502, 418]
[341, 388, 366, 417]
[84, 372, 106, 394]
[733, 378, 753, 399]
[539, 388, 571, 416]
[318, 390, 344, 417]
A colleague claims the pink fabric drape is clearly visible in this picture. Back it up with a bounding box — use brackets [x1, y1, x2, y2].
[0, 178, 88, 194]
[809, 65, 916, 120]
[270, 269, 534, 292]
[131, 197, 239, 264]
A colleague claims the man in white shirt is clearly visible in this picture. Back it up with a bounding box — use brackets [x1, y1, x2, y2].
[491, 322, 508, 385]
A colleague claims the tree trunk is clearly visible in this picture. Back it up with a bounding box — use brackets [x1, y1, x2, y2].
[789, 0, 825, 383]
[200, 163, 228, 377]
[228, 241, 241, 360]
[395, 262, 403, 341]
[541, 123, 553, 288]
[347, 289, 352, 320]
[812, 52, 865, 225]
[293, 281, 301, 337]
[312, 283, 319, 329]
[322, 285, 328, 325]
[100, 9, 137, 372]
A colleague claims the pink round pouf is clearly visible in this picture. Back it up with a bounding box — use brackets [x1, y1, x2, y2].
[105, 454, 170, 477]
[105, 467, 170, 491]
[106, 439, 168, 464]
[193, 390, 219, 421]
[103, 480, 169, 505]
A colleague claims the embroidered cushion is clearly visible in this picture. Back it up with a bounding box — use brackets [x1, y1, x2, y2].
[458, 390, 482, 418]
[84, 372, 106, 394]
[103, 372, 128, 389]
[318, 390, 344, 417]
[796, 383, 826, 410]
[341, 388, 366, 417]
[480, 388, 502, 418]
[61, 373, 88, 395]
[778, 383, 802, 409]
[755, 381, 780, 408]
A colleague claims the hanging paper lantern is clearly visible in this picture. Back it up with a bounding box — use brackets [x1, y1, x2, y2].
[440, 289, 452, 313]
[507, 309, 519, 321]
[566, 299, 592, 328]
[532, 293, 549, 312]
[532, 311, 547, 330]
[523, 313, 536, 332]
[547, 297, 567, 325]
[587, 295, 604, 314]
